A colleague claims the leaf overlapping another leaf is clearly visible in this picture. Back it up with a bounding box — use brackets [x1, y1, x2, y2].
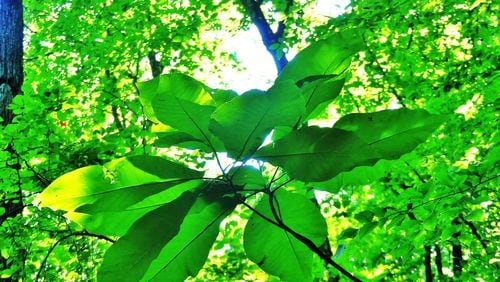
[37, 155, 204, 235]
[209, 81, 304, 159]
[138, 73, 230, 152]
[244, 190, 328, 282]
[255, 109, 445, 182]
[98, 190, 238, 282]
[276, 29, 364, 125]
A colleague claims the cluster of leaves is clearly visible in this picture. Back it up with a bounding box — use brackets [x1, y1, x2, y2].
[1, 0, 498, 281]
[38, 30, 445, 281]
[308, 0, 499, 280]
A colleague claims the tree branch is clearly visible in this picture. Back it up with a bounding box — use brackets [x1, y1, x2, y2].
[268, 190, 362, 281]
[35, 231, 115, 281]
[458, 213, 489, 252]
[424, 245, 433, 282]
[239, 0, 289, 73]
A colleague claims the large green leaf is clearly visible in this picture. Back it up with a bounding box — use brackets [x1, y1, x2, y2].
[298, 76, 346, 123]
[333, 108, 446, 158]
[244, 190, 328, 282]
[254, 126, 380, 182]
[37, 156, 204, 235]
[209, 81, 304, 159]
[98, 189, 238, 282]
[255, 109, 445, 182]
[276, 29, 363, 125]
[138, 73, 222, 151]
[277, 30, 363, 83]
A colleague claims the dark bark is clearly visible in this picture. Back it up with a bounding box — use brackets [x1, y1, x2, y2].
[424, 245, 433, 282]
[459, 213, 489, 252]
[0, 0, 24, 277]
[451, 218, 463, 277]
[0, 0, 23, 126]
[434, 244, 443, 276]
[148, 51, 163, 78]
[239, 0, 291, 73]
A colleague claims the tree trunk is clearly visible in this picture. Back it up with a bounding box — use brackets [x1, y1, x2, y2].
[239, 0, 290, 73]
[451, 218, 463, 277]
[0, 0, 23, 126]
[424, 245, 433, 281]
[0, 0, 24, 278]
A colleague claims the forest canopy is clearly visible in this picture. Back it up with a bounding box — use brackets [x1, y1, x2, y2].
[0, 0, 498, 281]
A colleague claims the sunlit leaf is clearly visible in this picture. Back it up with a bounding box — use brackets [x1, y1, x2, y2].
[98, 190, 238, 282]
[138, 74, 222, 152]
[38, 155, 203, 210]
[276, 29, 363, 125]
[37, 156, 204, 235]
[244, 190, 327, 282]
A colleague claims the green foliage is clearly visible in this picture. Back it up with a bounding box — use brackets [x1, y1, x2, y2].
[98, 191, 238, 282]
[2, 0, 497, 281]
[244, 190, 328, 281]
[37, 29, 444, 281]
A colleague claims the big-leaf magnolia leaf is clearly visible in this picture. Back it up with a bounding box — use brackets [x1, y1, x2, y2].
[276, 29, 363, 125]
[210, 81, 305, 159]
[333, 108, 446, 158]
[254, 126, 380, 182]
[256, 109, 445, 182]
[244, 189, 328, 282]
[138, 73, 223, 152]
[98, 189, 238, 282]
[37, 155, 204, 235]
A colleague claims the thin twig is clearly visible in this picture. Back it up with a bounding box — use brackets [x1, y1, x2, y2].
[35, 231, 115, 281]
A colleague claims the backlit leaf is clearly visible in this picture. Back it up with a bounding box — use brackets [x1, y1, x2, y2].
[254, 126, 380, 181]
[139, 74, 222, 152]
[334, 108, 447, 158]
[37, 156, 204, 235]
[210, 81, 304, 159]
[244, 190, 327, 282]
[98, 190, 238, 282]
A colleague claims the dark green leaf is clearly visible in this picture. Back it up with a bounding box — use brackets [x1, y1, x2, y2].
[254, 126, 380, 182]
[338, 227, 358, 239]
[210, 81, 304, 159]
[354, 210, 375, 223]
[256, 109, 445, 182]
[334, 108, 447, 158]
[244, 190, 328, 282]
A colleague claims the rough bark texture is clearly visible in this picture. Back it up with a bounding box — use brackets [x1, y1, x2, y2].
[0, 0, 23, 126]
[0, 0, 24, 278]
